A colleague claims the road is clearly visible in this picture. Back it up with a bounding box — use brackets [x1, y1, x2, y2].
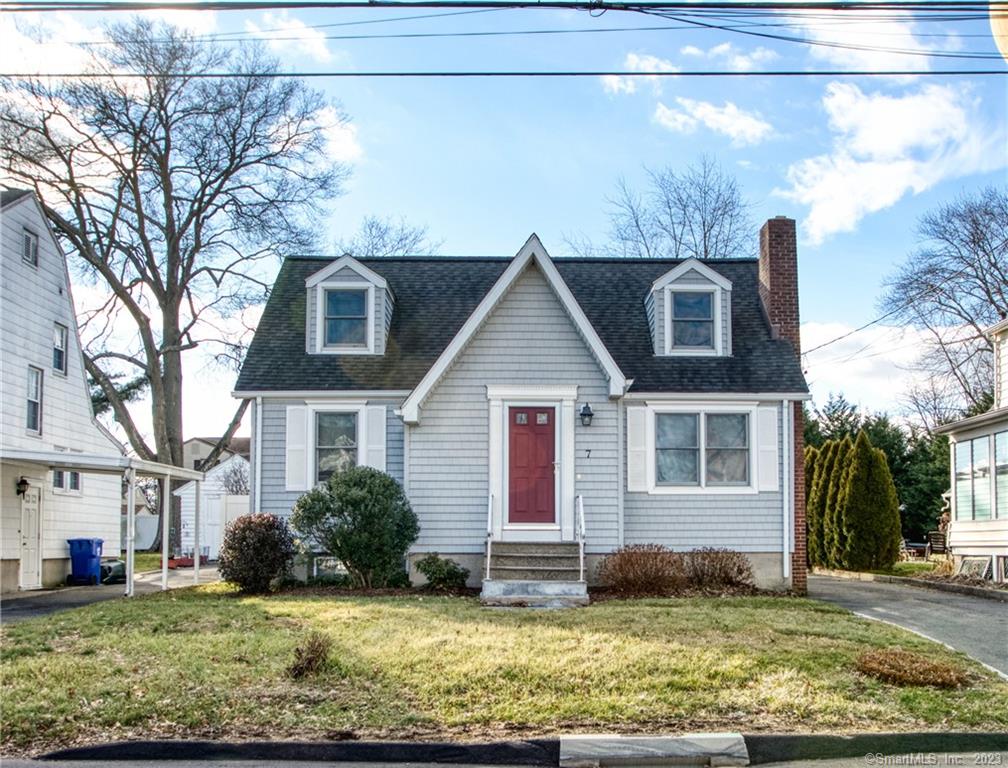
[808, 574, 1008, 677]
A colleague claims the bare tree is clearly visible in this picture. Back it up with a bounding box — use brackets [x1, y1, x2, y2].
[219, 461, 250, 495]
[335, 215, 440, 258]
[1, 19, 348, 470]
[566, 155, 754, 259]
[882, 186, 1007, 430]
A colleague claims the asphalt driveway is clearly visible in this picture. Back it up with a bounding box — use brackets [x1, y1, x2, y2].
[0, 567, 219, 625]
[809, 574, 1008, 677]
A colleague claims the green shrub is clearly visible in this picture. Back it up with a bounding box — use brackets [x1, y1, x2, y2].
[598, 544, 686, 595]
[291, 466, 419, 588]
[808, 439, 838, 567]
[804, 445, 822, 566]
[218, 513, 296, 593]
[838, 431, 902, 571]
[415, 553, 470, 591]
[683, 548, 755, 590]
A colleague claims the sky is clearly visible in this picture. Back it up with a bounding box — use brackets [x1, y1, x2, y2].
[2, 3, 1006, 446]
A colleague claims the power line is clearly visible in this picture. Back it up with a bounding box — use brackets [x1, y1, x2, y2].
[5, 0, 1007, 11]
[3, 68, 1005, 77]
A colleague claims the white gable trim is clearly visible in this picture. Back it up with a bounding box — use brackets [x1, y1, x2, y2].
[650, 258, 733, 293]
[399, 234, 627, 424]
[305, 255, 389, 291]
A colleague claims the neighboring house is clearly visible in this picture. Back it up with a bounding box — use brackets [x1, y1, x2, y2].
[235, 217, 809, 603]
[0, 188, 123, 591]
[174, 453, 251, 560]
[934, 319, 1008, 583]
[182, 436, 251, 471]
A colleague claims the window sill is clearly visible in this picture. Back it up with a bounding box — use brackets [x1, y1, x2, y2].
[662, 348, 720, 357]
[646, 485, 759, 496]
[315, 346, 375, 356]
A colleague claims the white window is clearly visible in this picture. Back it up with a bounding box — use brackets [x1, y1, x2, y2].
[315, 411, 358, 483]
[53, 470, 64, 489]
[26, 366, 42, 434]
[22, 229, 38, 267]
[53, 323, 68, 373]
[669, 291, 715, 350]
[655, 411, 750, 488]
[955, 432, 1004, 521]
[52, 470, 82, 494]
[323, 288, 369, 350]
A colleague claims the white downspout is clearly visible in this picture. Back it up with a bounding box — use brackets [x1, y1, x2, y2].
[781, 399, 791, 580]
[617, 399, 625, 548]
[161, 472, 170, 591]
[193, 479, 201, 585]
[254, 396, 263, 514]
[125, 467, 136, 598]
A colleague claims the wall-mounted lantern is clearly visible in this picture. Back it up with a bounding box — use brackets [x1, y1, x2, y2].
[16, 477, 29, 497]
[580, 403, 594, 427]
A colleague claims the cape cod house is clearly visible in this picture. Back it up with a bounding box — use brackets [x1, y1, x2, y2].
[0, 189, 123, 591]
[234, 217, 810, 603]
[934, 319, 1008, 583]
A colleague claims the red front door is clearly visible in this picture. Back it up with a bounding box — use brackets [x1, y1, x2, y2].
[508, 406, 556, 524]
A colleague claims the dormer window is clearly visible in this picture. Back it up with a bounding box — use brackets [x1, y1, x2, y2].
[670, 290, 714, 350]
[324, 288, 369, 348]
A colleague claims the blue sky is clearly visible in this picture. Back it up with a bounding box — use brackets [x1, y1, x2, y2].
[2, 6, 1006, 440]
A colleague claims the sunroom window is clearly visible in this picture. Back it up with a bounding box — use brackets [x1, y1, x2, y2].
[323, 289, 368, 348]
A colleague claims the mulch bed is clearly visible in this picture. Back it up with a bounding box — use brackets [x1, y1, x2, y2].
[916, 573, 1008, 591]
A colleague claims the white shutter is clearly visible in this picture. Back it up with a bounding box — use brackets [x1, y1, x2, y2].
[285, 406, 309, 491]
[757, 406, 779, 492]
[364, 405, 387, 471]
[626, 406, 648, 492]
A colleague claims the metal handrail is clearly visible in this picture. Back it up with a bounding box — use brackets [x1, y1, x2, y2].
[575, 494, 586, 583]
[485, 493, 494, 581]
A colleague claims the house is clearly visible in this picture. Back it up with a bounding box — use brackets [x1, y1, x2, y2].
[182, 436, 251, 471]
[234, 217, 809, 603]
[934, 319, 1008, 582]
[0, 189, 123, 591]
[174, 453, 251, 560]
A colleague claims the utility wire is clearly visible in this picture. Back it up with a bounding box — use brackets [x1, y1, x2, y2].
[3, 68, 1005, 77]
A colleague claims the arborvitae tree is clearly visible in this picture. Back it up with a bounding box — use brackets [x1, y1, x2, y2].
[808, 439, 838, 567]
[825, 436, 855, 568]
[838, 432, 902, 570]
[804, 445, 820, 567]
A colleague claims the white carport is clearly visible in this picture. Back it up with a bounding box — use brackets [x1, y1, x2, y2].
[0, 448, 204, 597]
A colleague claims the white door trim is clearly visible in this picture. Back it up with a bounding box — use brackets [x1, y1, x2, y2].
[487, 385, 577, 542]
[19, 479, 43, 590]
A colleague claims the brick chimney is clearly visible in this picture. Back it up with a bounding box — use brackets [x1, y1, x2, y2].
[758, 216, 807, 595]
[758, 216, 800, 356]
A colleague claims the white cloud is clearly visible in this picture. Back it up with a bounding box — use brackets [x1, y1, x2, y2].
[316, 106, 362, 162]
[0, 15, 97, 76]
[600, 53, 678, 95]
[778, 82, 1006, 244]
[245, 11, 335, 64]
[678, 42, 779, 71]
[801, 322, 931, 415]
[797, 11, 941, 73]
[653, 98, 774, 146]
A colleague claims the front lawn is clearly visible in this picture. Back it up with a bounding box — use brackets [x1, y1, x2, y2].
[2, 586, 1006, 755]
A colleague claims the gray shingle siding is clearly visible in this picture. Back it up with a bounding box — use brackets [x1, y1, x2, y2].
[622, 401, 784, 552]
[409, 262, 620, 555]
[258, 397, 405, 520]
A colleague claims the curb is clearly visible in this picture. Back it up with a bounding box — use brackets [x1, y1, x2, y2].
[812, 569, 1008, 602]
[39, 732, 1008, 765]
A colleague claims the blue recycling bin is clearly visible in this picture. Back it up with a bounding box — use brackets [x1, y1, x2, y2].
[67, 538, 103, 586]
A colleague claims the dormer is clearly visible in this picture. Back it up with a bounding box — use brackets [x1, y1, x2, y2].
[645, 258, 732, 357]
[305, 256, 393, 355]
[990, 318, 1008, 410]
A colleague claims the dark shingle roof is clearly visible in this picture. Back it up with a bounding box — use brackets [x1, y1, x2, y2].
[235, 256, 808, 395]
[1, 188, 32, 209]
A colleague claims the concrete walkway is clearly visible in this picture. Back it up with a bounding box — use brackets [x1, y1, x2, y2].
[0, 567, 220, 625]
[809, 574, 1008, 677]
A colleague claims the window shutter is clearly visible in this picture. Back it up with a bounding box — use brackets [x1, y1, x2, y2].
[285, 406, 309, 491]
[364, 405, 387, 471]
[626, 406, 648, 492]
[757, 406, 779, 492]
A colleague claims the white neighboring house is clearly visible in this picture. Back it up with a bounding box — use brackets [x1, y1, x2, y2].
[174, 453, 251, 560]
[0, 189, 124, 591]
[935, 318, 1008, 582]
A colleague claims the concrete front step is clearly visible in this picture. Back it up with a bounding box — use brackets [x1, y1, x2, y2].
[490, 552, 581, 568]
[491, 541, 580, 556]
[489, 566, 581, 581]
[480, 578, 589, 608]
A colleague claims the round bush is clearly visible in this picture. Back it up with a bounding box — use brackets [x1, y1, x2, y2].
[416, 553, 469, 591]
[218, 513, 295, 593]
[291, 466, 419, 588]
[597, 544, 685, 595]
